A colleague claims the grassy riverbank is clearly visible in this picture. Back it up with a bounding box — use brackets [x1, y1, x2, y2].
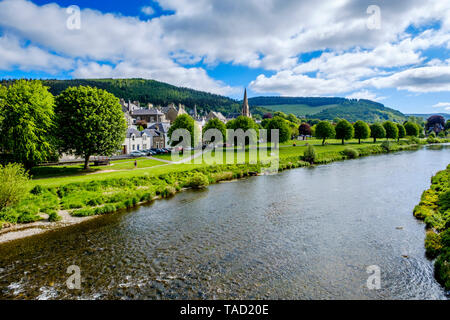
[413, 164, 450, 290]
[0, 138, 445, 233]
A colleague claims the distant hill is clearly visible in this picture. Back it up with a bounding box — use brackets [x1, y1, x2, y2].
[248, 96, 406, 123]
[0, 78, 243, 117]
[406, 113, 450, 121]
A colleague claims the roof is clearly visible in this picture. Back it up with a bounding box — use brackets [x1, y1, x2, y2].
[126, 128, 141, 138]
[131, 108, 164, 116]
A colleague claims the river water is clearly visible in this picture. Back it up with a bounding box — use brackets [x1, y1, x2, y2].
[0, 145, 449, 300]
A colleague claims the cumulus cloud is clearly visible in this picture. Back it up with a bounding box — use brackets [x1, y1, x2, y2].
[346, 90, 385, 101]
[0, 0, 450, 97]
[141, 6, 154, 16]
[432, 102, 450, 108]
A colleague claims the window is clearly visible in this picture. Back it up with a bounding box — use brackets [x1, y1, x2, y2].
[137, 145, 140, 151]
[132, 145, 135, 151]
[132, 135, 135, 141]
[143, 144, 147, 149]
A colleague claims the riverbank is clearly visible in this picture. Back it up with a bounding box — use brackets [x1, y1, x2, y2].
[0, 139, 444, 244]
[413, 164, 450, 290]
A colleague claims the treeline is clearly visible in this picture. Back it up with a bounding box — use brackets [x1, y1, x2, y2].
[248, 96, 348, 107]
[0, 78, 251, 117]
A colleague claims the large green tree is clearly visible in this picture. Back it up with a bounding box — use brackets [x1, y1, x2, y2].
[315, 121, 335, 145]
[383, 121, 399, 140]
[168, 114, 197, 148]
[0, 80, 56, 169]
[55, 86, 127, 169]
[370, 123, 386, 143]
[396, 123, 406, 142]
[335, 119, 354, 145]
[202, 118, 226, 142]
[266, 116, 291, 143]
[226, 116, 259, 146]
[353, 120, 370, 144]
[404, 121, 420, 137]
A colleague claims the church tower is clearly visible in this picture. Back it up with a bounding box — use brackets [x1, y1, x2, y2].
[242, 88, 251, 117]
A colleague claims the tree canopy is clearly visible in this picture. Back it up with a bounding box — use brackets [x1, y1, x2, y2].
[404, 122, 420, 137]
[55, 86, 127, 169]
[353, 120, 370, 144]
[266, 116, 291, 143]
[315, 121, 335, 145]
[299, 123, 312, 137]
[426, 115, 445, 131]
[396, 123, 406, 141]
[335, 119, 354, 145]
[168, 114, 197, 147]
[383, 121, 399, 140]
[370, 123, 386, 143]
[202, 118, 226, 142]
[0, 80, 56, 169]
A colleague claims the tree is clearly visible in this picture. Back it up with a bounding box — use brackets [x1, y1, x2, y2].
[315, 121, 335, 145]
[445, 120, 450, 131]
[370, 123, 386, 143]
[298, 123, 311, 140]
[55, 86, 127, 170]
[0, 80, 56, 169]
[0, 163, 29, 211]
[335, 119, 354, 145]
[404, 121, 420, 137]
[266, 116, 291, 143]
[202, 118, 226, 142]
[262, 113, 273, 119]
[287, 113, 299, 124]
[353, 120, 370, 144]
[226, 116, 259, 146]
[396, 123, 406, 141]
[273, 111, 287, 119]
[383, 121, 399, 140]
[426, 115, 445, 131]
[168, 114, 196, 148]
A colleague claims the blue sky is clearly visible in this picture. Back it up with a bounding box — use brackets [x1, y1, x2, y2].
[1, 0, 450, 115]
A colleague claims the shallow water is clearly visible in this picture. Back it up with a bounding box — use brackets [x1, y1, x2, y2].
[0, 145, 449, 299]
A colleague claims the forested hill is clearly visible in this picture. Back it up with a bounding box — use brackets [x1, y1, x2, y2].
[0, 78, 242, 116]
[248, 96, 407, 123]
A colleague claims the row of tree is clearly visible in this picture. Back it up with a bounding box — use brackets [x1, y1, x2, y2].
[0, 80, 127, 170]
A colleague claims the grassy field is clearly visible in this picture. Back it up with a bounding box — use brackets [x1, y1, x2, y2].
[263, 104, 339, 117]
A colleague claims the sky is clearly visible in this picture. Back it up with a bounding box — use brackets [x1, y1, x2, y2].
[1, 0, 450, 114]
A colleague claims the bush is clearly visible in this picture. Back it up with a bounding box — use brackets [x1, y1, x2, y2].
[48, 211, 62, 222]
[342, 148, 359, 159]
[425, 231, 442, 258]
[71, 208, 95, 217]
[302, 145, 317, 164]
[0, 163, 30, 211]
[380, 141, 393, 152]
[435, 249, 450, 290]
[187, 172, 209, 189]
[30, 185, 44, 195]
[17, 211, 40, 223]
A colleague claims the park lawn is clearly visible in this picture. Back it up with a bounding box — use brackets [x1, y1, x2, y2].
[31, 157, 166, 180]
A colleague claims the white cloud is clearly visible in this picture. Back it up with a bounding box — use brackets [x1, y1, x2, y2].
[433, 102, 450, 108]
[346, 90, 385, 101]
[0, 0, 450, 98]
[141, 6, 154, 16]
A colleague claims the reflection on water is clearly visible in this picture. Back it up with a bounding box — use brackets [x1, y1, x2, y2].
[0, 145, 449, 300]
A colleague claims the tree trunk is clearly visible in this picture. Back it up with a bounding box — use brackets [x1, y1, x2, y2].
[84, 155, 90, 170]
[359, 138, 361, 144]
[322, 138, 325, 146]
[342, 139, 345, 145]
[374, 138, 376, 143]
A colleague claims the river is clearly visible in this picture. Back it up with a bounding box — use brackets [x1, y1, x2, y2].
[0, 145, 449, 300]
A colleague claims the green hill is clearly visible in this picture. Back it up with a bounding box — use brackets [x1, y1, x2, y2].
[249, 97, 406, 123]
[0, 78, 242, 116]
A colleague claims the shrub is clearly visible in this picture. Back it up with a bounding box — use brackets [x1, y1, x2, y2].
[302, 145, 317, 164]
[48, 211, 62, 222]
[435, 249, 450, 290]
[71, 208, 95, 217]
[342, 148, 359, 159]
[187, 172, 209, 189]
[381, 141, 393, 152]
[0, 163, 30, 211]
[424, 231, 442, 258]
[17, 211, 40, 223]
[30, 185, 44, 195]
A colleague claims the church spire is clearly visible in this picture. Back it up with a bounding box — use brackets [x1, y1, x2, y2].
[242, 88, 251, 117]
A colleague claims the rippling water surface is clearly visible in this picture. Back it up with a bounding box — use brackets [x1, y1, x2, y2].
[0, 145, 449, 299]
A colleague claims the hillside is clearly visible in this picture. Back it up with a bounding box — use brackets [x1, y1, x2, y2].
[249, 97, 406, 123]
[0, 78, 243, 116]
[406, 113, 450, 121]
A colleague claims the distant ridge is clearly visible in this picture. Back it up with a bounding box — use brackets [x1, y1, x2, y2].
[406, 113, 450, 121]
